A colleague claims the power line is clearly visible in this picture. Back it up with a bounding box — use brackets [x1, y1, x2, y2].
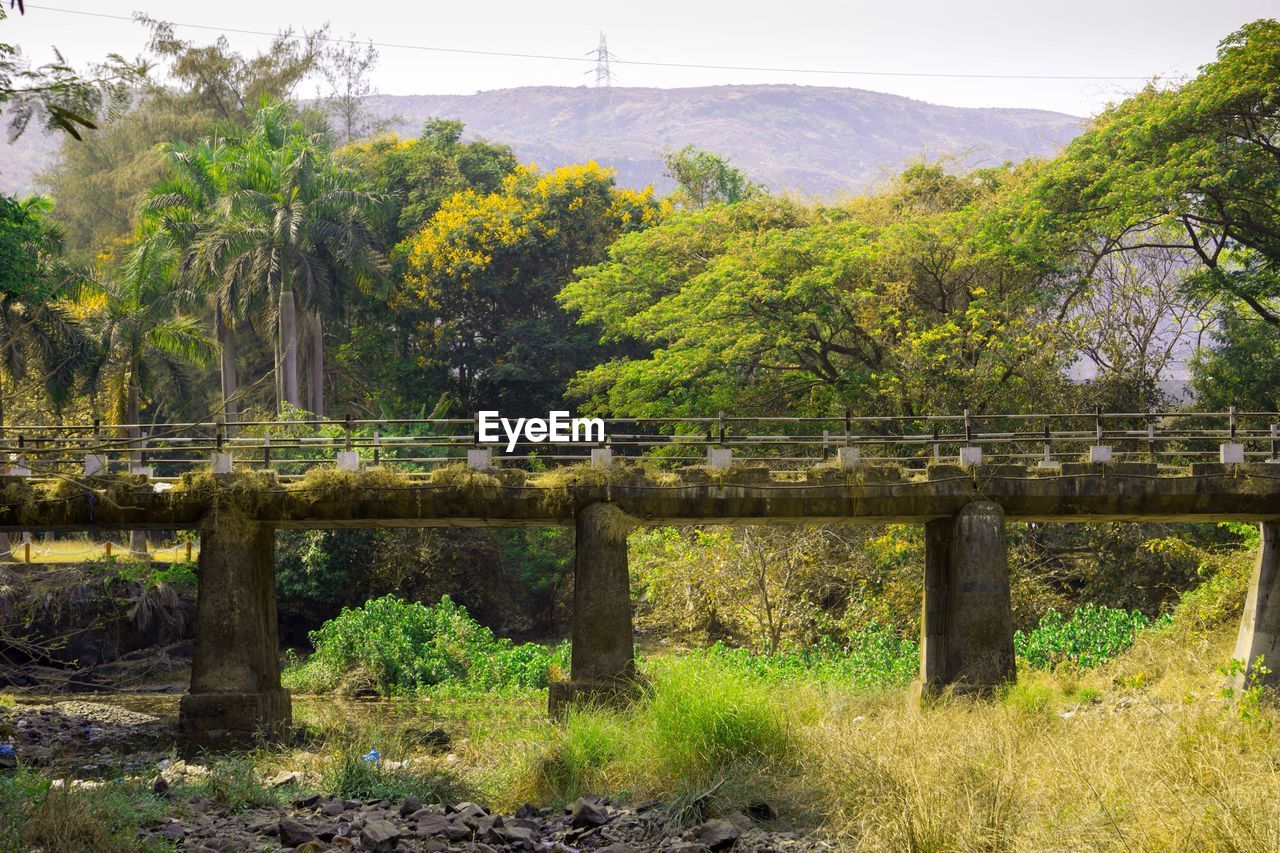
[20, 3, 1167, 83]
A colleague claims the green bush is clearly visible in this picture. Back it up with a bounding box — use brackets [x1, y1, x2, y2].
[532, 656, 798, 805]
[283, 594, 568, 696]
[1015, 604, 1170, 670]
[692, 622, 919, 689]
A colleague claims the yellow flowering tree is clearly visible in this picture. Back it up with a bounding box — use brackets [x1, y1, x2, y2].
[400, 162, 665, 414]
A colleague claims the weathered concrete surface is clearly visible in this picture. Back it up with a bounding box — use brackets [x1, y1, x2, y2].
[178, 514, 291, 747]
[549, 503, 637, 716]
[4, 464, 1280, 531]
[918, 501, 1016, 697]
[1231, 522, 1280, 691]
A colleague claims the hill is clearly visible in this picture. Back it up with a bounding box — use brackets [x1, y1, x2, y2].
[363, 84, 1083, 196]
[1, 84, 1083, 199]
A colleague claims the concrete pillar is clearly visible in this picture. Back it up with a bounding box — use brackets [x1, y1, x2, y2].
[918, 500, 1016, 698]
[1231, 522, 1280, 690]
[178, 515, 290, 747]
[549, 503, 636, 716]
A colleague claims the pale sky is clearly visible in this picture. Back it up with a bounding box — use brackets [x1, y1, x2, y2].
[5, 0, 1276, 117]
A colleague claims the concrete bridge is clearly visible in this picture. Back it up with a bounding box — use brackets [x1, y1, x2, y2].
[1, 410, 1279, 746]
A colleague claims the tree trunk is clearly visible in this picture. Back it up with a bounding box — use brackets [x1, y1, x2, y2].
[216, 304, 239, 427]
[308, 314, 325, 418]
[278, 290, 300, 412]
[126, 384, 148, 557]
[0, 386, 12, 562]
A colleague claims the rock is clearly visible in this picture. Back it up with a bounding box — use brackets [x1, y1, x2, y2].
[726, 811, 754, 831]
[453, 801, 488, 817]
[502, 825, 538, 849]
[278, 817, 318, 847]
[321, 800, 346, 817]
[569, 796, 610, 828]
[695, 819, 742, 851]
[361, 817, 402, 851]
[159, 821, 184, 841]
[598, 845, 637, 853]
[399, 795, 421, 817]
[514, 802, 540, 819]
[293, 793, 322, 809]
[746, 801, 777, 822]
[267, 770, 303, 788]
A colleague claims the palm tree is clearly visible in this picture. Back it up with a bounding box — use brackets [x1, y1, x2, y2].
[140, 138, 245, 423]
[211, 101, 385, 415]
[145, 101, 385, 418]
[79, 234, 213, 553]
[0, 196, 86, 560]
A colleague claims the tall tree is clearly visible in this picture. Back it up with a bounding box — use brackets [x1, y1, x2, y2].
[662, 144, 762, 209]
[1035, 19, 1280, 328]
[0, 195, 85, 560]
[561, 164, 1074, 418]
[147, 100, 385, 416]
[401, 162, 664, 415]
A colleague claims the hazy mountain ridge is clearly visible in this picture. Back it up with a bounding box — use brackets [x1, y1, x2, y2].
[363, 84, 1083, 196]
[1, 84, 1083, 198]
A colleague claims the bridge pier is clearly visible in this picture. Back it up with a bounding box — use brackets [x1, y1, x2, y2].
[1231, 522, 1280, 691]
[178, 515, 291, 747]
[918, 500, 1016, 698]
[549, 503, 637, 716]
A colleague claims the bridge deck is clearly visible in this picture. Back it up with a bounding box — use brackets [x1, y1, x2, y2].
[3, 461, 1278, 530]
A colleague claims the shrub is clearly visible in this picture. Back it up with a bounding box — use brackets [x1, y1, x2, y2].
[692, 622, 919, 689]
[1015, 604, 1170, 670]
[284, 594, 566, 696]
[527, 656, 800, 806]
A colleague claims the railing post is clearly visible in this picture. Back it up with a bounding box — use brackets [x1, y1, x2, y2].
[1094, 406, 1103, 444]
[1147, 416, 1156, 462]
[373, 431, 381, 467]
[262, 435, 271, 470]
[963, 409, 972, 445]
[1229, 405, 1238, 441]
[717, 410, 726, 446]
[344, 413, 353, 451]
[1271, 424, 1278, 463]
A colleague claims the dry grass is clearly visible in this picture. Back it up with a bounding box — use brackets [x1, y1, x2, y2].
[7, 538, 197, 564]
[808, 626, 1280, 851]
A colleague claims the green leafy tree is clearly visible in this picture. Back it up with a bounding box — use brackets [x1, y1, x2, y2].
[1190, 307, 1280, 411]
[562, 163, 1073, 418]
[1035, 19, 1280, 327]
[401, 162, 664, 415]
[662, 144, 762, 209]
[41, 15, 329, 262]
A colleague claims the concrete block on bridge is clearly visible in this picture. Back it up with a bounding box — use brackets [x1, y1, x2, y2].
[1221, 443, 1245, 464]
[467, 448, 492, 471]
[336, 450, 360, 472]
[959, 446, 982, 467]
[836, 447, 859, 469]
[84, 454, 108, 477]
[1089, 445, 1113, 464]
[590, 448, 613, 468]
[706, 448, 733, 469]
[210, 453, 233, 474]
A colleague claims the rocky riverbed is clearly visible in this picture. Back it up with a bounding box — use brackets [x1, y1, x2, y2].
[0, 699, 832, 852]
[137, 792, 831, 852]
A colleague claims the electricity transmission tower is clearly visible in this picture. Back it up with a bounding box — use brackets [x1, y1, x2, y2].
[590, 32, 616, 88]
[587, 32, 618, 112]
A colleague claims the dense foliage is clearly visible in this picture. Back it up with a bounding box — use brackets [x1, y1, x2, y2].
[283, 594, 568, 696]
[1015, 604, 1172, 670]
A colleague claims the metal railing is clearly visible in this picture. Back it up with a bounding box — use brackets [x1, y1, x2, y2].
[0, 409, 1276, 479]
